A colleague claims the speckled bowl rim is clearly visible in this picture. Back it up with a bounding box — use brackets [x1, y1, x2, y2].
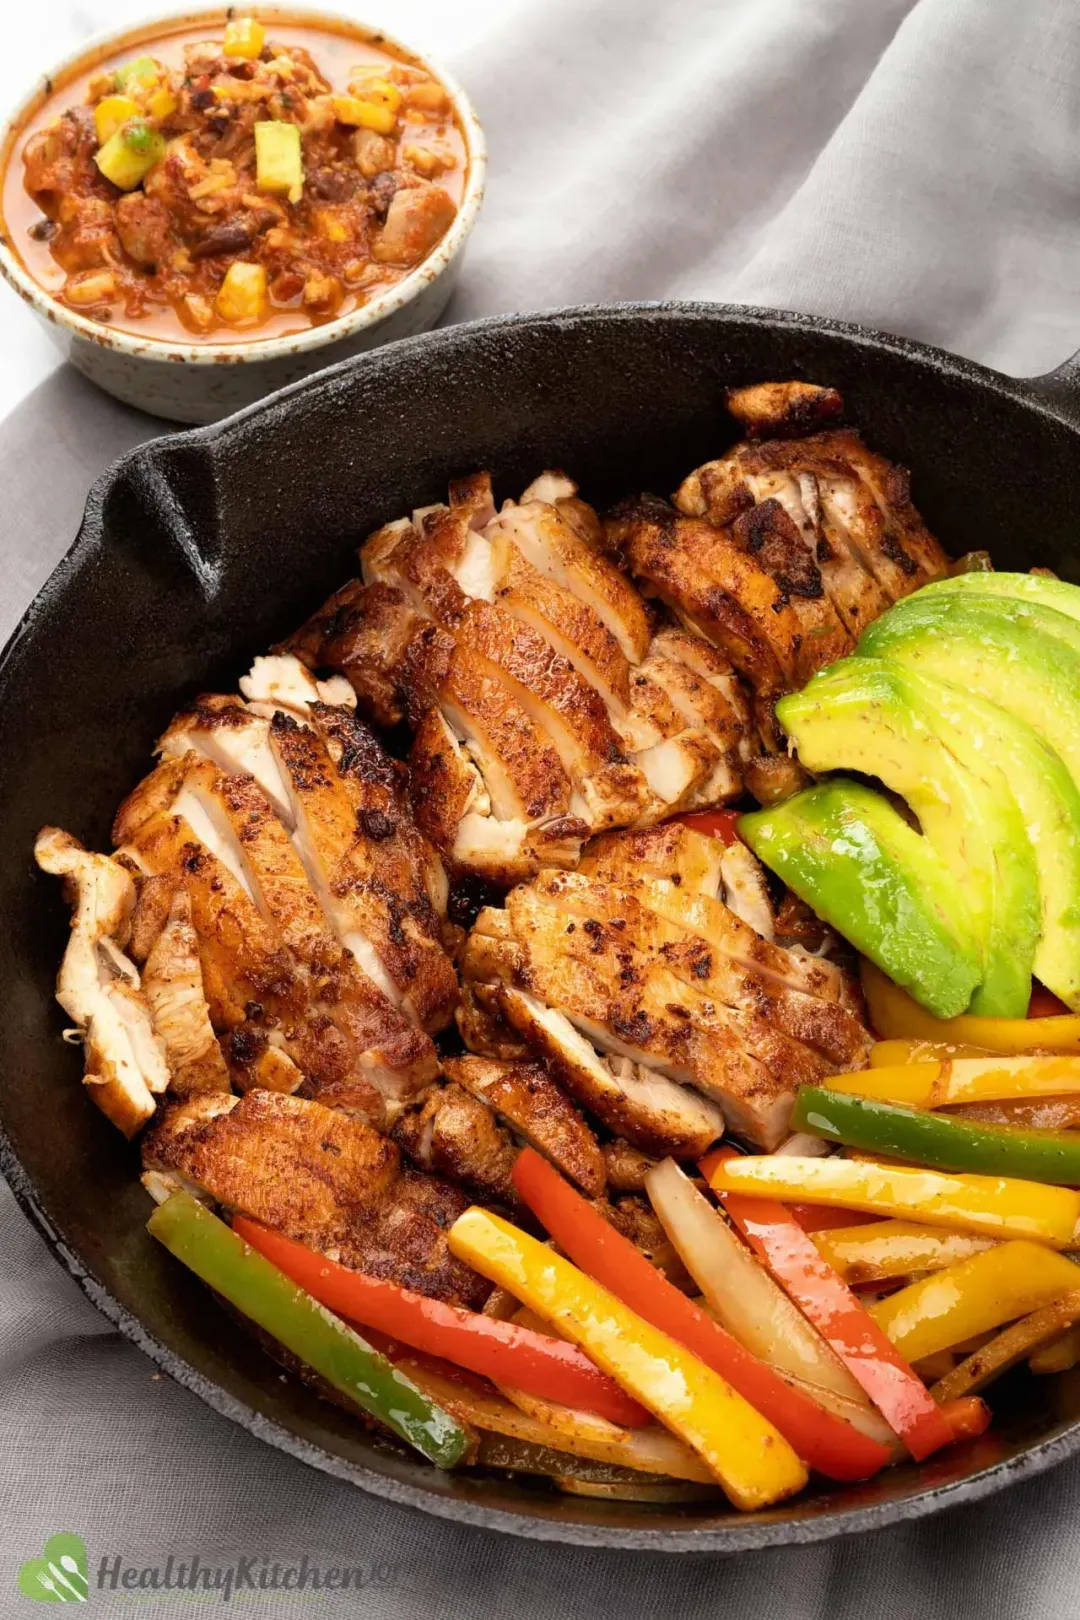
[0, 2, 486, 365]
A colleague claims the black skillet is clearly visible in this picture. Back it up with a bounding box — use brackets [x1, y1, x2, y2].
[4, 302, 1080, 1553]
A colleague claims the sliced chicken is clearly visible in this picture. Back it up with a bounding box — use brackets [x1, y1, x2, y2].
[176, 760, 437, 1105]
[601, 1139, 658, 1194]
[529, 871, 869, 1069]
[608, 497, 842, 697]
[454, 983, 531, 1060]
[579, 821, 726, 898]
[283, 578, 425, 729]
[35, 828, 170, 1137]
[719, 842, 775, 939]
[392, 1081, 520, 1204]
[480, 984, 725, 1158]
[268, 710, 459, 1032]
[726, 381, 844, 439]
[488, 498, 652, 664]
[444, 1055, 607, 1197]
[625, 662, 732, 812]
[467, 888, 826, 1148]
[143, 1088, 488, 1308]
[158, 695, 294, 824]
[141, 889, 231, 1096]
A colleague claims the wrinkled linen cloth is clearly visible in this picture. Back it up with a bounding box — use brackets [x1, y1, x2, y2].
[4, 0, 1080, 1614]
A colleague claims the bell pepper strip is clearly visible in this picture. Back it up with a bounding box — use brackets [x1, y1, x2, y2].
[868, 1242, 1080, 1365]
[812, 1220, 994, 1285]
[862, 961, 1080, 1052]
[447, 1204, 809, 1510]
[826, 1056, 1080, 1109]
[231, 1216, 648, 1428]
[870, 1039, 990, 1067]
[673, 809, 744, 844]
[645, 1158, 874, 1409]
[706, 1147, 1080, 1247]
[147, 1191, 469, 1469]
[789, 1204, 881, 1234]
[701, 1152, 954, 1461]
[1030, 986, 1071, 1018]
[937, 1396, 992, 1443]
[393, 1349, 717, 1482]
[1030, 1323, 1080, 1375]
[512, 1147, 890, 1482]
[793, 1085, 1080, 1191]
[929, 1289, 1080, 1405]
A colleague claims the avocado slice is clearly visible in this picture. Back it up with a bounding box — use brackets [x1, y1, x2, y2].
[777, 657, 1039, 1017]
[859, 592, 1080, 799]
[919, 570, 1080, 625]
[739, 779, 982, 1019]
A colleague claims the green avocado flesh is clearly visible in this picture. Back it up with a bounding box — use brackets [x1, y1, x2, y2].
[919, 570, 1080, 626]
[777, 657, 1039, 1017]
[739, 779, 982, 1019]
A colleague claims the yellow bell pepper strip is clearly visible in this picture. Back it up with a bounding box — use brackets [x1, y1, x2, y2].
[705, 1151, 1080, 1247]
[511, 1147, 888, 1482]
[828, 1055, 1080, 1108]
[870, 1039, 991, 1066]
[1030, 1323, 1080, 1374]
[929, 1289, 1080, 1404]
[447, 1205, 809, 1510]
[701, 1149, 955, 1460]
[862, 960, 1080, 1052]
[147, 1191, 469, 1468]
[793, 1085, 1080, 1189]
[812, 1221, 994, 1284]
[869, 1241, 1080, 1365]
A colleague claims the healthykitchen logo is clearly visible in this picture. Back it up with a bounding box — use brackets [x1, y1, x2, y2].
[18, 1535, 402, 1604]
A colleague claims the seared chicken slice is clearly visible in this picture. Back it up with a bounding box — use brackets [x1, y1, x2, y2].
[726, 381, 844, 439]
[178, 760, 437, 1105]
[487, 499, 652, 664]
[518, 471, 609, 551]
[444, 1055, 606, 1197]
[468, 889, 825, 1147]
[648, 628, 758, 762]
[719, 842, 775, 939]
[157, 695, 294, 825]
[35, 828, 169, 1137]
[392, 1081, 519, 1204]
[601, 1139, 658, 1194]
[455, 984, 530, 1060]
[141, 889, 231, 1096]
[367, 506, 651, 830]
[143, 1088, 488, 1308]
[407, 628, 573, 826]
[282, 578, 425, 729]
[580, 822, 725, 898]
[744, 753, 812, 806]
[530, 871, 869, 1069]
[268, 712, 458, 1032]
[238, 654, 355, 718]
[609, 497, 839, 695]
[484, 985, 726, 1158]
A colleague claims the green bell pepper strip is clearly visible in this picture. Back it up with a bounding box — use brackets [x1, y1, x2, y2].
[147, 1192, 470, 1468]
[794, 1086, 1080, 1188]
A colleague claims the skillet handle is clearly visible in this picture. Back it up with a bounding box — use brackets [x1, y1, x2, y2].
[1023, 350, 1080, 425]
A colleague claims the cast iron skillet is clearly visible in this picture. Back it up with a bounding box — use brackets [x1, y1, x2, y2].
[5, 302, 1080, 1553]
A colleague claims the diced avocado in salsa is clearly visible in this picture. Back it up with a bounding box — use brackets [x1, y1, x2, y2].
[94, 119, 165, 190]
[255, 120, 304, 203]
[114, 54, 160, 92]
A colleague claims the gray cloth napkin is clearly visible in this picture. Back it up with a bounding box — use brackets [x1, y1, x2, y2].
[5, 0, 1080, 1612]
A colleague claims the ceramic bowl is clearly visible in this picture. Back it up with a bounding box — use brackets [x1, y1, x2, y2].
[0, 4, 486, 424]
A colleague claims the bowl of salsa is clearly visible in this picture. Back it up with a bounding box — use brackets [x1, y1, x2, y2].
[0, 5, 486, 422]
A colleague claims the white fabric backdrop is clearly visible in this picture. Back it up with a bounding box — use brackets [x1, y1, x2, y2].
[4, 0, 1080, 1613]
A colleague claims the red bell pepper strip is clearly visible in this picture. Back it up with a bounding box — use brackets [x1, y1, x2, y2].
[673, 809, 744, 844]
[700, 1148, 954, 1461]
[1029, 985, 1070, 1018]
[510, 1148, 891, 1482]
[789, 1204, 881, 1235]
[937, 1395, 992, 1443]
[232, 1216, 648, 1428]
